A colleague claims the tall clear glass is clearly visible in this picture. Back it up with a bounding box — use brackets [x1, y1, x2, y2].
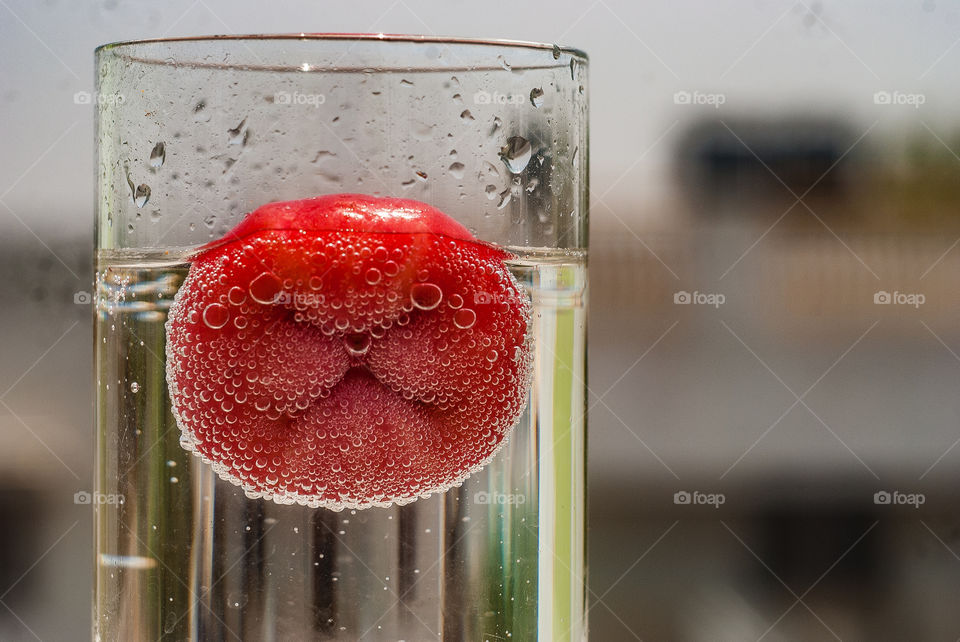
[94, 35, 587, 641]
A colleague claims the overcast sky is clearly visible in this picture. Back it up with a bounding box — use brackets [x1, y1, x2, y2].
[1, 0, 958, 233]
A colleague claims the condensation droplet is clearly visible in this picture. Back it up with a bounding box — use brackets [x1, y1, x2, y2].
[202, 303, 229, 329]
[149, 142, 165, 168]
[134, 184, 150, 208]
[453, 308, 476, 329]
[553, 44, 562, 59]
[530, 87, 544, 108]
[410, 283, 443, 311]
[228, 118, 248, 146]
[129, 381, 140, 393]
[500, 137, 532, 174]
[448, 162, 465, 179]
[460, 109, 475, 121]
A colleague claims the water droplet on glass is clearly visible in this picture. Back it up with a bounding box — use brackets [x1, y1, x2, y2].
[552, 44, 562, 59]
[460, 109, 474, 121]
[134, 184, 150, 208]
[489, 116, 502, 137]
[530, 87, 544, 108]
[485, 184, 498, 200]
[499, 136, 532, 174]
[497, 188, 512, 210]
[415, 170, 428, 182]
[410, 283, 443, 310]
[249, 272, 283, 305]
[149, 142, 165, 168]
[193, 100, 209, 123]
[203, 303, 229, 329]
[228, 118, 247, 146]
[453, 308, 476, 329]
[437, 161, 463, 182]
[129, 381, 140, 393]
[343, 333, 371, 357]
[497, 54, 511, 71]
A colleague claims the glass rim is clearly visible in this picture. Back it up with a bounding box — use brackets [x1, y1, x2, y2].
[95, 33, 589, 66]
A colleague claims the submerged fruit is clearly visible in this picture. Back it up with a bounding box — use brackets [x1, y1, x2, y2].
[165, 194, 533, 510]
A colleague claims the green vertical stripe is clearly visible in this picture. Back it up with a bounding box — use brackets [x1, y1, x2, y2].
[552, 308, 575, 640]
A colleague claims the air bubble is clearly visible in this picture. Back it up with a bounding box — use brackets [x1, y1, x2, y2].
[249, 272, 283, 304]
[203, 303, 229, 329]
[453, 308, 476, 329]
[343, 333, 372, 357]
[410, 283, 443, 310]
[129, 381, 140, 393]
[228, 286, 246, 305]
[364, 268, 382, 285]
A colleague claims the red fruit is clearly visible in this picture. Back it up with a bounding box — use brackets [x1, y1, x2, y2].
[165, 194, 533, 510]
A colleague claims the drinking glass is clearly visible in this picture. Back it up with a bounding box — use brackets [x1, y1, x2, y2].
[94, 34, 587, 641]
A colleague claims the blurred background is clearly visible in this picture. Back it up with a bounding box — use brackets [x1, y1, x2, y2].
[3, 1, 960, 640]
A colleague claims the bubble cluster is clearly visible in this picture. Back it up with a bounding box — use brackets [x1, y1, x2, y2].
[166, 200, 533, 511]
